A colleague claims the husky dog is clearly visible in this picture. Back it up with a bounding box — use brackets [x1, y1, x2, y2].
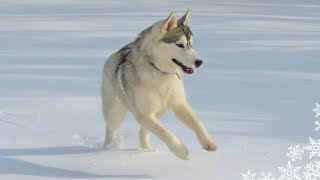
[102, 10, 217, 160]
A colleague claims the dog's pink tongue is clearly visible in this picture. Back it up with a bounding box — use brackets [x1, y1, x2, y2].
[183, 67, 194, 74]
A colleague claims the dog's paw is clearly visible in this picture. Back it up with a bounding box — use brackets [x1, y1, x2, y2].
[140, 143, 154, 152]
[169, 139, 189, 160]
[174, 145, 189, 160]
[140, 147, 156, 152]
[200, 137, 218, 152]
[104, 134, 123, 150]
[140, 140, 152, 150]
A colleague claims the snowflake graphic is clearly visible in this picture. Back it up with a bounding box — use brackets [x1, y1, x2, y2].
[278, 161, 301, 180]
[315, 121, 320, 132]
[242, 170, 256, 180]
[258, 172, 275, 180]
[287, 145, 305, 161]
[304, 137, 320, 159]
[303, 161, 320, 180]
[313, 103, 320, 118]
[241, 100, 320, 180]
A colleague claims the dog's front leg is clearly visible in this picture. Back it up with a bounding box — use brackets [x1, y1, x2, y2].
[135, 113, 189, 160]
[173, 102, 217, 151]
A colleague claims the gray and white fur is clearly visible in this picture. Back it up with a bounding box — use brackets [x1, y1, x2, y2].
[102, 10, 217, 160]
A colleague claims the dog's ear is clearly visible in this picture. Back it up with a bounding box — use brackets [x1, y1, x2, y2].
[162, 12, 178, 33]
[179, 10, 192, 26]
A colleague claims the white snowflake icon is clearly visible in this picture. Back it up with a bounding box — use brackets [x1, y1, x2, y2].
[303, 161, 320, 180]
[240, 101, 320, 179]
[287, 145, 304, 161]
[278, 161, 301, 180]
[304, 137, 320, 159]
[258, 172, 275, 180]
[313, 103, 320, 118]
[287, 145, 305, 161]
[242, 170, 256, 180]
[315, 121, 320, 131]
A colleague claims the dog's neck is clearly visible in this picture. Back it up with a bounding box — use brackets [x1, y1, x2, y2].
[148, 61, 181, 80]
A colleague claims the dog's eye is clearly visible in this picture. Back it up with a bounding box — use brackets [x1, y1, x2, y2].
[176, 43, 184, 48]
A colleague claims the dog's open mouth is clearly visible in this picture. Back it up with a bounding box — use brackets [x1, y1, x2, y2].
[172, 59, 194, 74]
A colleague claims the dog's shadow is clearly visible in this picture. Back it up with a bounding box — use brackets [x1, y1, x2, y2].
[0, 146, 151, 179]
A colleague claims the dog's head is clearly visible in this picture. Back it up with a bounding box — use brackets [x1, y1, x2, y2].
[144, 10, 202, 75]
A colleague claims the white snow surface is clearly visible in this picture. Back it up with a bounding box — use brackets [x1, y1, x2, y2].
[1, 0, 320, 179]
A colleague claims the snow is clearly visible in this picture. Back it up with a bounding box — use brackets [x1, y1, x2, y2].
[1, 0, 320, 179]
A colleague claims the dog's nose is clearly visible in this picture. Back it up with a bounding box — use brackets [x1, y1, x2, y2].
[195, 59, 203, 68]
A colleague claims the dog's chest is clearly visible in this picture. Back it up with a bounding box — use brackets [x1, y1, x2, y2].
[133, 71, 186, 114]
[151, 75, 186, 107]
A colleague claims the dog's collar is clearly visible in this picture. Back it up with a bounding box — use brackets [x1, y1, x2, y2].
[148, 61, 180, 80]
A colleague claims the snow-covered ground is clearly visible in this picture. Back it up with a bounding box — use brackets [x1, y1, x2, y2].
[1, 0, 320, 179]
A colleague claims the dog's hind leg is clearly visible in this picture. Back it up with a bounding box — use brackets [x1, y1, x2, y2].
[102, 77, 127, 147]
[103, 99, 127, 147]
[139, 127, 152, 150]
